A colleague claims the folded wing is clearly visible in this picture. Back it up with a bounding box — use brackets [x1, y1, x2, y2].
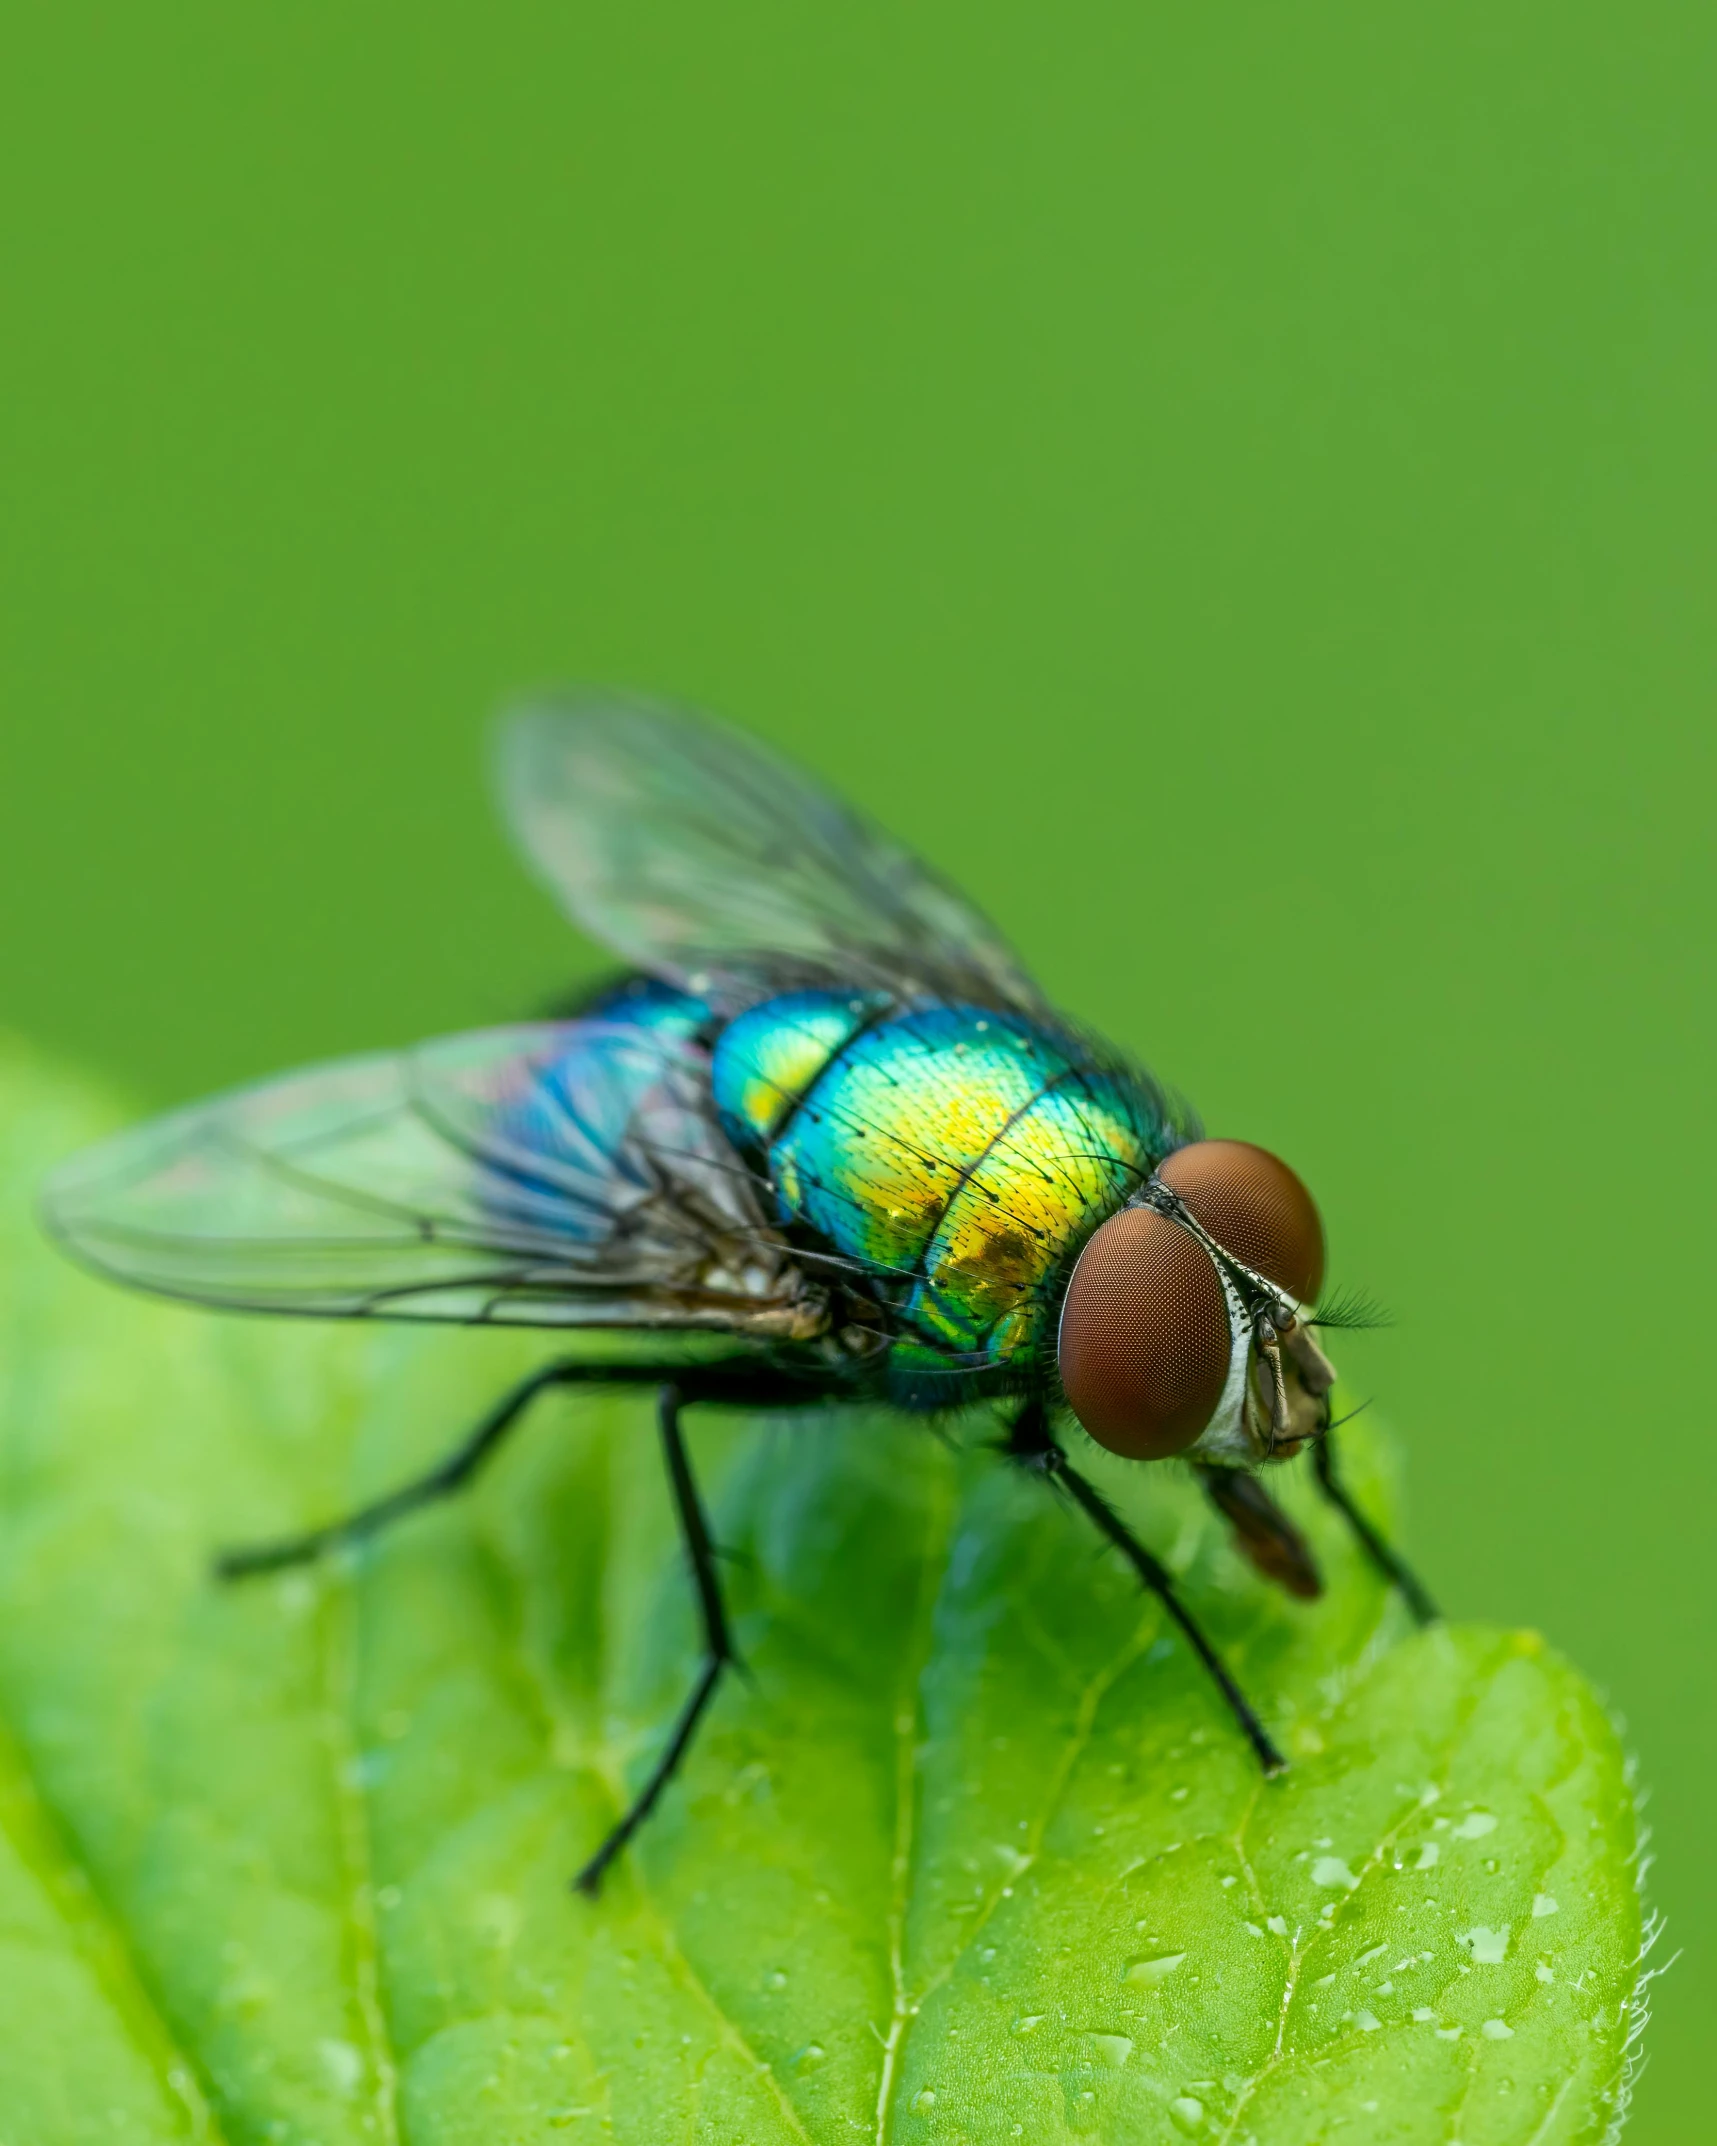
[41, 1021, 826, 1336]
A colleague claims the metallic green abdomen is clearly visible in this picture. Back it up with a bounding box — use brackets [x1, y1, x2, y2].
[711, 993, 1183, 1373]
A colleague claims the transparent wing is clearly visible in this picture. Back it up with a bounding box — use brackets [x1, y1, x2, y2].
[495, 691, 1049, 1013]
[41, 1022, 826, 1336]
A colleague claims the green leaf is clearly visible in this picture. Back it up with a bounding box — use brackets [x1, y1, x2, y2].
[0, 1040, 1647, 2144]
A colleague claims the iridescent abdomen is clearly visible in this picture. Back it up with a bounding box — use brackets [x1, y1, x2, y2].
[712, 992, 1181, 1374]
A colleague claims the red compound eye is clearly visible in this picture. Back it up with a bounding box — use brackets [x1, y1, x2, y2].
[1057, 1207, 1231, 1460]
[1156, 1139, 1325, 1304]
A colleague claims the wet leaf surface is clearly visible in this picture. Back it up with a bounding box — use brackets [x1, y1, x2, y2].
[0, 1044, 1645, 2142]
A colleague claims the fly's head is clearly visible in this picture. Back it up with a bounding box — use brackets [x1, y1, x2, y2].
[1056, 1139, 1342, 1467]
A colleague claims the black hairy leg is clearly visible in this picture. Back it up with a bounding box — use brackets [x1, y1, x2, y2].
[215, 1352, 830, 1891]
[1005, 1399, 1286, 1773]
[212, 1356, 817, 1579]
[1312, 1423, 1439, 1625]
[572, 1381, 741, 1894]
[214, 1358, 663, 1578]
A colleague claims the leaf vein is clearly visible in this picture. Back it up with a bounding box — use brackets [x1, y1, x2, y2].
[0, 1695, 231, 2143]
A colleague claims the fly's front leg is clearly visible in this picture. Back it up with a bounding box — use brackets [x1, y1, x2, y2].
[1006, 1400, 1286, 1774]
[1196, 1464, 1323, 1601]
[214, 1359, 662, 1580]
[1312, 1425, 1439, 1625]
[574, 1381, 739, 1896]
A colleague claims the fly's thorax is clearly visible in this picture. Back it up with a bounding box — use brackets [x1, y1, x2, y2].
[710, 995, 1176, 1373]
[710, 989, 894, 1151]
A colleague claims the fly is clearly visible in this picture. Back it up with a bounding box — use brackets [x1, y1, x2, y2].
[41, 692, 1437, 1893]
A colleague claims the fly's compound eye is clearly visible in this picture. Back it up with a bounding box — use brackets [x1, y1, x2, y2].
[1155, 1139, 1326, 1304]
[1057, 1207, 1231, 1459]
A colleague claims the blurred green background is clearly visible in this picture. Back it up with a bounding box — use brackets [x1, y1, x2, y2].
[1, 3, 1708, 2134]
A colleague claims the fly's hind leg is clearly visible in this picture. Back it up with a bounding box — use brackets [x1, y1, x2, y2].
[574, 1380, 739, 1896]
[1196, 1464, 1323, 1601]
[1006, 1400, 1286, 1773]
[1312, 1425, 1439, 1625]
[214, 1359, 662, 1580]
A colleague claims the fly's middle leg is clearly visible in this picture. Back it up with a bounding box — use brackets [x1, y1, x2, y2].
[573, 1380, 740, 1896]
[1005, 1399, 1286, 1774]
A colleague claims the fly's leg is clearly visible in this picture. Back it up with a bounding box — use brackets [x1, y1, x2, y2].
[1312, 1425, 1439, 1625]
[214, 1359, 660, 1579]
[1196, 1464, 1323, 1601]
[574, 1381, 738, 1896]
[1006, 1401, 1286, 1774]
[216, 1350, 810, 1888]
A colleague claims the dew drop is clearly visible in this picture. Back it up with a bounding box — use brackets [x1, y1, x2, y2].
[1451, 1811, 1498, 1840]
[1353, 2010, 1381, 2032]
[1311, 1857, 1356, 1890]
[1011, 2014, 1046, 2036]
[792, 2043, 826, 2074]
[1458, 1926, 1510, 1965]
[1415, 1844, 1440, 1871]
[912, 2088, 936, 2113]
[1126, 1953, 1186, 1985]
[1169, 2095, 1205, 2133]
[1482, 2018, 1514, 2040]
[1087, 2033, 1133, 2067]
[1532, 1894, 1560, 1918]
[318, 2041, 363, 2096]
